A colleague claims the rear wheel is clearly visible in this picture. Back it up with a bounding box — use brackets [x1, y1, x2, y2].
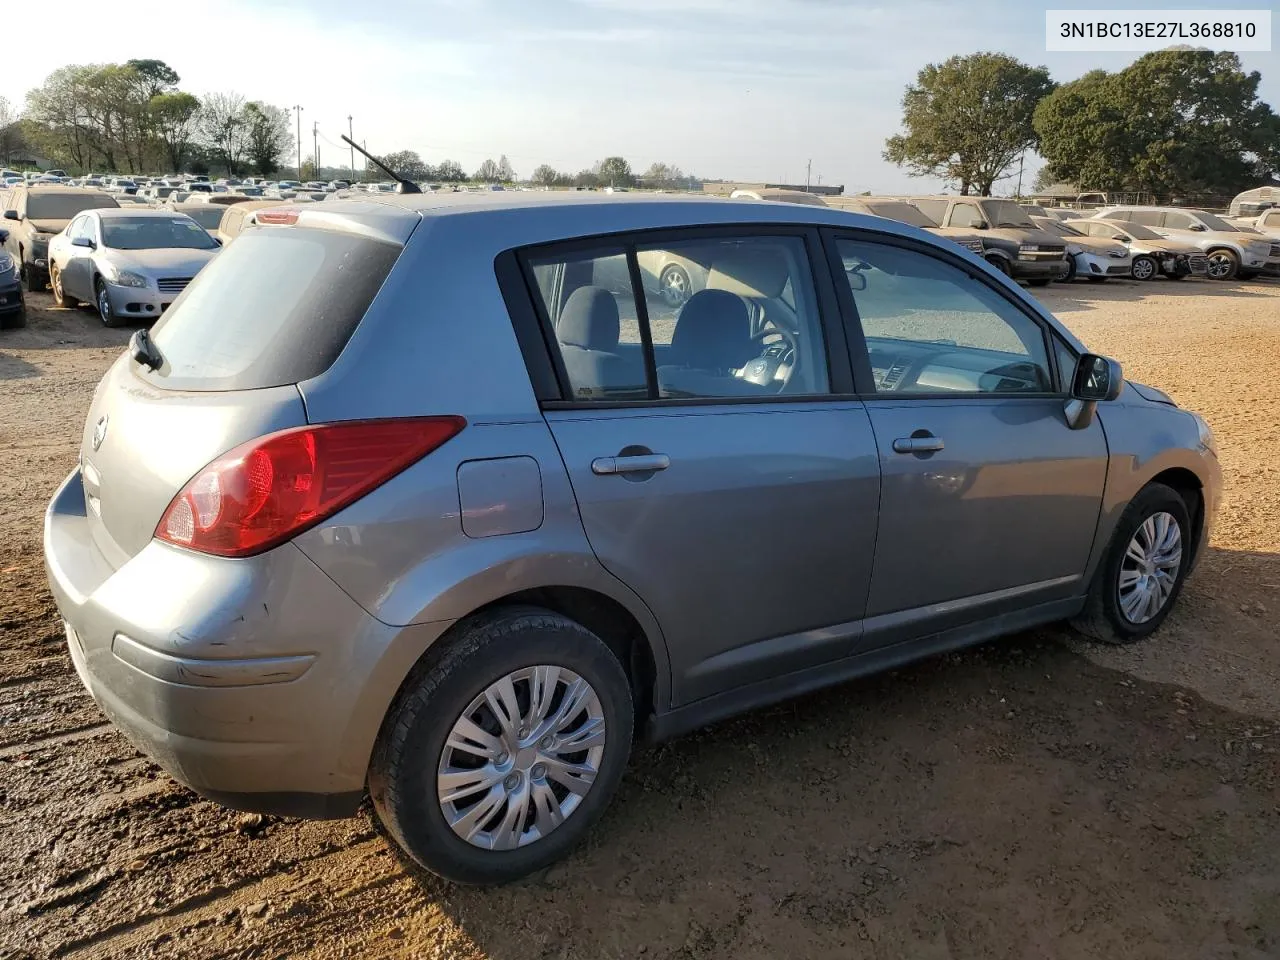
[658, 263, 691, 307]
[370, 607, 634, 884]
[1205, 248, 1239, 281]
[1071, 483, 1192, 644]
[1131, 255, 1157, 281]
[24, 262, 44, 292]
[95, 279, 120, 327]
[50, 264, 76, 307]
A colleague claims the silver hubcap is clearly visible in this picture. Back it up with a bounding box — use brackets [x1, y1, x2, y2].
[1206, 254, 1233, 279]
[1118, 511, 1182, 624]
[98, 287, 110, 319]
[1133, 258, 1154, 279]
[661, 267, 689, 306]
[437, 665, 606, 851]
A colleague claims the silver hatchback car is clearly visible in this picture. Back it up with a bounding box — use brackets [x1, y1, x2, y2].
[45, 194, 1220, 884]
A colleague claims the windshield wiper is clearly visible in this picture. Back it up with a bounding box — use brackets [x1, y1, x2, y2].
[129, 328, 163, 371]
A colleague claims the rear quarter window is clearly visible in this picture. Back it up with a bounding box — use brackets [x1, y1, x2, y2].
[143, 227, 402, 391]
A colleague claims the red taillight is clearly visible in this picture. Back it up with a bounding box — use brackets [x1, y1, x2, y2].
[156, 417, 465, 557]
[256, 209, 300, 225]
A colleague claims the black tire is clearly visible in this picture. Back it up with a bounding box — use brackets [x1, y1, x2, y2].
[94, 279, 120, 327]
[1131, 255, 1157, 281]
[1071, 483, 1193, 645]
[1060, 256, 1077, 283]
[1205, 248, 1239, 281]
[985, 255, 1012, 277]
[24, 263, 44, 292]
[369, 606, 634, 884]
[50, 264, 76, 308]
[0, 305, 25, 329]
[658, 263, 691, 307]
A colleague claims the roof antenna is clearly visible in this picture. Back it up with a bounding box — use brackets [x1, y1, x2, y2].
[341, 135, 421, 194]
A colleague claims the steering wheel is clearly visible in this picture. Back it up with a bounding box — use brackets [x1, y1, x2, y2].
[739, 326, 798, 389]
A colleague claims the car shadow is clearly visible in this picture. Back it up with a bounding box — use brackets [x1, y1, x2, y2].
[0, 350, 40, 380]
[1035, 276, 1275, 314]
[0, 295, 139, 351]
[387, 546, 1280, 959]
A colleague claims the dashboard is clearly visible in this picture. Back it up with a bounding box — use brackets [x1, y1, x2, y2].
[867, 337, 1050, 394]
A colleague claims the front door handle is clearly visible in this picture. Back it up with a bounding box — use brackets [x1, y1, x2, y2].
[892, 436, 945, 454]
[591, 453, 671, 475]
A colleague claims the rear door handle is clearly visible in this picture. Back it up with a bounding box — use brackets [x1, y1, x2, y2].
[591, 454, 671, 475]
[892, 436, 945, 454]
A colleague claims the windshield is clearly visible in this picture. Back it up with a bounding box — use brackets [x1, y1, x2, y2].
[1191, 211, 1236, 232]
[864, 201, 936, 228]
[1104, 220, 1160, 240]
[27, 194, 118, 220]
[102, 216, 219, 250]
[982, 199, 1035, 228]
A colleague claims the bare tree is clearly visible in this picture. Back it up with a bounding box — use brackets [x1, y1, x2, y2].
[198, 92, 248, 176]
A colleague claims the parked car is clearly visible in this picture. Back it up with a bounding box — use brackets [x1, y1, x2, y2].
[902, 196, 1070, 286]
[185, 182, 215, 194]
[1073, 219, 1208, 280]
[728, 188, 829, 206]
[2, 186, 121, 290]
[1090, 206, 1279, 280]
[1231, 207, 1280, 240]
[47, 208, 220, 325]
[0, 227, 26, 328]
[182, 193, 254, 207]
[1030, 216, 1132, 282]
[45, 194, 1221, 884]
[166, 202, 226, 232]
[825, 196, 1006, 264]
[214, 199, 284, 245]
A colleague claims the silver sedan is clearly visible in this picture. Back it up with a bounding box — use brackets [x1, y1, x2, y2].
[48, 208, 220, 326]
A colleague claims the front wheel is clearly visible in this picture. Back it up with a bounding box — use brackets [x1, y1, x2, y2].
[95, 279, 120, 327]
[658, 263, 691, 307]
[1060, 256, 1078, 283]
[1131, 255, 1157, 281]
[985, 255, 1012, 277]
[1205, 249, 1239, 281]
[370, 607, 634, 884]
[1071, 483, 1193, 644]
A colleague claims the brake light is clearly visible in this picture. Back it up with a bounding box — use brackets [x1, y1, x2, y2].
[156, 417, 465, 557]
[256, 209, 299, 225]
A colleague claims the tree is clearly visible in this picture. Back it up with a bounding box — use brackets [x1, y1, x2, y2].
[435, 159, 465, 182]
[1035, 50, 1280, 198]
[531, 164, 561, 186]
[242, 102, 291, 176]
[126, 60, 179, 101]
[884, 53, 1055, 195]
[496, 154, 515, 182]
[641, 161, 685, 188]
[596, 156, 634, 187]
[379, 150, 431, 180]
[474, 157, 501, 182]
[150, 92, 200, 172]
[0, 97, 21, 166]
[573, 168, 601, 188]
[197, 92, 248, 176]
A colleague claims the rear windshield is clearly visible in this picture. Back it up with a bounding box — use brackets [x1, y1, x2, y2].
[27, 194, 118, 219]
[182, 207, 224, 230]
[144, 226, 401, 391]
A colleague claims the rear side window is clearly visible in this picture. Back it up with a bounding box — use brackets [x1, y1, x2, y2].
[144, 227, 401, 391]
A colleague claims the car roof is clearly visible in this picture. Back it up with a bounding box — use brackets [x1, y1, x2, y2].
[93, 207, 194, 219]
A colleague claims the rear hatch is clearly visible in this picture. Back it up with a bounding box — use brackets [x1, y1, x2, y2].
[79, 204, 417, 569]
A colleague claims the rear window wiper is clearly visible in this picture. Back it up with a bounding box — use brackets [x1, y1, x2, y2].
[130, 328, 164, 371]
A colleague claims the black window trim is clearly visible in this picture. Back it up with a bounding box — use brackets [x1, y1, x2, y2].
[499, 222, 857, 410]
[820, 226, 1071, 401]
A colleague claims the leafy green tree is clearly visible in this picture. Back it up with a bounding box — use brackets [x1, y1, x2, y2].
[596, 156, 634, 187]
[473, 157, 500, 181]
[574, 168, 601, 188]
[531, 164, 560, 186]
[496, 154, 515, 182]
[378, 150, 430, 180]
[127, 60, 180, 100]
[640, 161, 685, 188]
[435, 159, 465, 182]
[884, 52, 1055, 195]
[243, 102, 292, 176]
[150, 91, 200, 172]
[1034, 50, 1280, 197]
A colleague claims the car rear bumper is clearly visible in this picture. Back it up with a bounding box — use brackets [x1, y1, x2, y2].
[43, 467, 453, 818]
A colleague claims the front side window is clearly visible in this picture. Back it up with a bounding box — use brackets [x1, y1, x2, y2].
[1131, 211, 1162, 226]
[1161, 212, 1197, 230]
[525, 234, 830, 402]
[836, 237, 1052, 395]
[949, 203, 984, 229]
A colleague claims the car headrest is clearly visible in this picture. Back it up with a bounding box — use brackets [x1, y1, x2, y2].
[558, 286, 620, 351]
[670, 289, 757, 370]
[706, 248, 790, 299]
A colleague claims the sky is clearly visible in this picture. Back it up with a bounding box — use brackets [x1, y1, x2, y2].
[4, 0, 1277, 192]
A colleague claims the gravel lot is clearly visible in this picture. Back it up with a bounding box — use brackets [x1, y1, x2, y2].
[2, 278, 1278, 960]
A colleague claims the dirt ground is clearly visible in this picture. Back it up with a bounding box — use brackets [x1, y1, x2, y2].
[1, 278, 1278, 960]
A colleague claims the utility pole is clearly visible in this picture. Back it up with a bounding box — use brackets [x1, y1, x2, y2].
[1016, 151, 1025, 199]
[292, 105, 303, 178]
[347, 115, 354, 183]
[805, 158, 811, 192]
[312, 122, 319, 180]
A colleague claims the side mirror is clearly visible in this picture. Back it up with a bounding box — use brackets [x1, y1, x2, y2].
[972, 221, 988, 230]
[1113, 235, 1129, 242]
[1072, 353, 1124, 402]
[71, 235, 95, 249]
[1189, 223, 1206, 232]
[3, 210, 17, 221]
